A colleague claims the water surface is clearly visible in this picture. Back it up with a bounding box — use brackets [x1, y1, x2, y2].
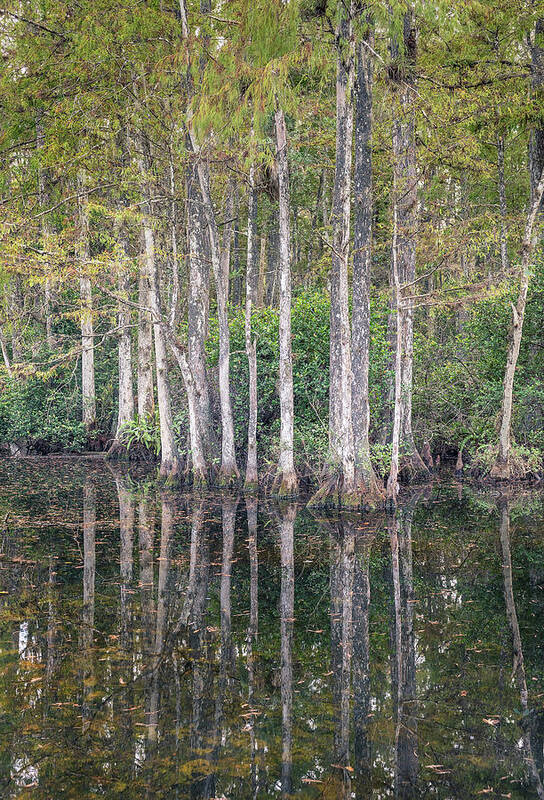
[0, 459, 543, 798]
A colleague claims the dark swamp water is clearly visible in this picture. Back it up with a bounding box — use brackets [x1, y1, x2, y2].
[0, 459, 543, 799]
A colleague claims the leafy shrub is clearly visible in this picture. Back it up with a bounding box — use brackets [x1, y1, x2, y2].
[472, 442, 542, 479]
[119, 413, 161, 456]
[0, 374, 86, 451]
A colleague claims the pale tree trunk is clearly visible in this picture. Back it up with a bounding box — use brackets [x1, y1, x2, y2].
[166, 331, 208, 486]
[232, 183, 242, 305]
[529, 18, 544, 208]
[274, 107, 298, 496]
[0, 327, 13, 378]
[245, 156, 259, 490]
[186, 131, 239, 484]
[77, 174, 96, 431]
[310, 6, 356, 508]
[184, 0, 237, 482]
[179, 0, 213, 475]
[140, 182, 182, 483]
[390, 11, 428, 481]
[36, 114, 55, 351]
[109, 218, 134, 455]
[167, 145, 182, 329]
[137, 229, 154, 419]
[186, 158, 213, 469]
[352, 24, 383, 506]
[490, 164, 544, 479]
[387, 204, 403, 508]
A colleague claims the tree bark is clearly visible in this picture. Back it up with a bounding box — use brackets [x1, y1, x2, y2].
[387, 204, 403, 508]
[186, 158, 213, 468]
[245, 156, 259, 490]
[109, 218, 134, 455]
[77, 174, 96, 431]
[352, 23, 383, 506]
[274, 107, 298, 496]
[490, 163, 544, 479]
[390, 11, 428, 481]
[36, 114, 55, 351]
[137, 226, 155, 419]
[142, 203, 182, 483]
[186, 131, 239, 484]
[310, 5, 357, 508]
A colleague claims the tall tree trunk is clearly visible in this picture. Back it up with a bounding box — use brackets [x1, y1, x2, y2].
[274, 107, 298, 496]
[310, 5, 357, 508]
[109, 219, 134, 456]
[184, 0, 237, 483]
[137, 231, 154, 419]
[245, 157, 259, 490]
[141, 194, 182, 483]
[490, 163, 544, 479]
[185, 134, 239, 484]
[167, 145, 182, 329]
[352, 23, 383, 506]
[390, 11, 428, 481]
[232, 183, 242, 305]
[387, 204, 403, 508]
[186, 159, 213, 469]
[77, 174, 96, 432]
[36, 113, 55, 351]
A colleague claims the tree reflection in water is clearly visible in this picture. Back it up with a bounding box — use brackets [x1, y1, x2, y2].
[0, 461, 543, 799]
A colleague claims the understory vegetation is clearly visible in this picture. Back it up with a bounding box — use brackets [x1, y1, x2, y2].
[2, 278, 543, 480]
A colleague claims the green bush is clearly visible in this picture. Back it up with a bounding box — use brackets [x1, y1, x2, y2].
[0, 373, 86, 451]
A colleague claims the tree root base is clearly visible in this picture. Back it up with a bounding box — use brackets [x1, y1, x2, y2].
[215, 467, 240, 489]
[399, 452, 431, 484]
[243, 477, 259, 493]
[308, 474, 367, 511]
[272, 471, 299, 499]
[158, 458, 182, 488]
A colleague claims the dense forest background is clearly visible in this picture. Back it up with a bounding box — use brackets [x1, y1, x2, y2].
[1, 0, 544, 505]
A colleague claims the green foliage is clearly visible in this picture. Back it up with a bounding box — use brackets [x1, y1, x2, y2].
[0, 373, 86, 452]
[120, 413, 162, 456]
[472, 442, 543, 477]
